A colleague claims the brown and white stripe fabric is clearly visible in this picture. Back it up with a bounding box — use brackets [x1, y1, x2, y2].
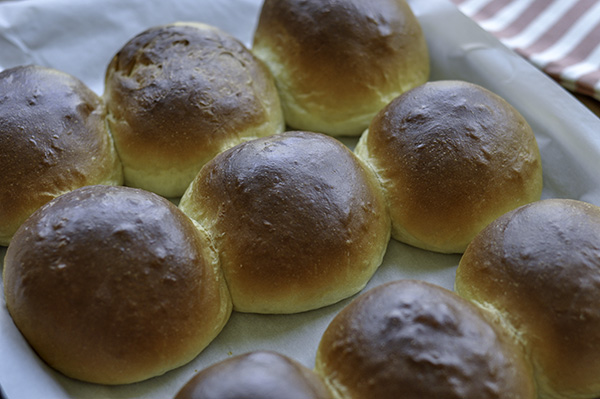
[450, 0, 600, 101]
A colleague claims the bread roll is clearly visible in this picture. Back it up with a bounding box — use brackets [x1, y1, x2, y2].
[175, 351, 331, 399]
[179, 131, 390, 314]
[252, 0, 429, 136]
[0, 65, 123, 246]
[355, 80, 543, 253]
[104, 22, 284, 197]
[455, 199, 600, 399]
[315, 279, 536, 399]
[3, 185, 232, 385]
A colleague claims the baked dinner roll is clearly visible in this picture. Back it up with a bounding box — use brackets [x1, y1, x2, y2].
[175, 351, 331, 399]
[355, 80, 543, 253]
[179, 131, 390, 314]
[455, 199, 600, 399]
[252, 0, 429, 136]
[3, 185, 232, 385]
[315, 280, 536, 399]
[104, 22, 284, 198]
[0, 65, 122, 246]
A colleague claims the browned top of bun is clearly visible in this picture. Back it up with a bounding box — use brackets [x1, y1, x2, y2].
[0, 65, 122, 245]
[104, 22, 281, 168]
[175, 351, 331, 399]
[316, 280, 536, 399]
[252, 0, 428, 134]
[179, 131, 390, 313]
[255, 0, 422, 95]
[3, 185, 231, 384]
[456, 199, 600, 398]
[360, 80, 542, 253]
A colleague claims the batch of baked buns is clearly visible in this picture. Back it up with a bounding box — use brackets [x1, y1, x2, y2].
[1, 0, 599, 398]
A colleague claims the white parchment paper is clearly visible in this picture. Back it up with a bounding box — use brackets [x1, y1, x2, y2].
[1, 0, 599, 398]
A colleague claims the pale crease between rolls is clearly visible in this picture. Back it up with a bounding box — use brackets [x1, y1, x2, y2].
[104, 22, 284, 198]
[252, 0, 429, 136]
[0, 65, 123, 246]
[455, 199, 600, 399]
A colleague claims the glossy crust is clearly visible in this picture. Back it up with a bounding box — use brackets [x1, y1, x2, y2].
[175, 351, 331, 399]
[252, 0, 429, 136]
[3, 185, 232, 385]
[355, 80, 542, 253]
[179, 131, 391, 313]
[0, 65, 123, 246]
[104, 22, 284, 197]
[315, 280, 536, 399]
[455, 199, 600, 399]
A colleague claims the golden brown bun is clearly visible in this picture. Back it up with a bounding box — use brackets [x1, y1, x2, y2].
[252, 0, 429, 136]
[315, 280, 536, 399]
[455, 199, 600, 399]
[179, 131, 390, 314]
[355, 80, 543, 253]
[0, 65, 123, 246]
[3, 185, 232, 385]
[175, 351, 331, 399]
[104, 22, 284, 197]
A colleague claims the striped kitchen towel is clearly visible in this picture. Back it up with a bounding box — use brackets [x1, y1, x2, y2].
[450, 0, 600, 101]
